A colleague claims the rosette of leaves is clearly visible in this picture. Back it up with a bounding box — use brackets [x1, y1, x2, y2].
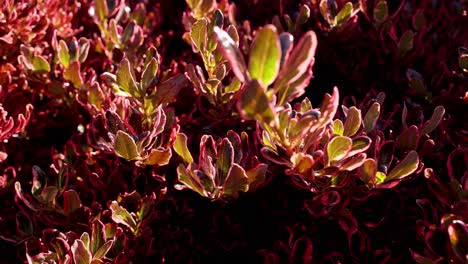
[318, 0, 360, 30]
[173, 130, 267, 199]
[185, 10, 243, 109]
[271, 5, 311, 34]
[357, 97, 445, 188]
[88, 52, 187, 166]
[26, 220, 116, 264]
[91, 0, 144, 58]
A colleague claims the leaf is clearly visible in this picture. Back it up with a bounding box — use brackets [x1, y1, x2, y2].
[343, 107, 361, 137]
[58, 40, 70, 67]
[238, 79, 276, 125]
[279, 33, 294, 68]
[460, 54, 468, 72]
[359, 159, 377, 185]
[327, 136, 352, 164]
[141, 57, 159, 90]
[375, 171, 386, 184]
[420, 105, 445, 135]
[349, 136, 371, 156]
[333, 119, 344, 136]
[32, 56, 50, 73]
[275, 31, 317, 94]
[364, 102, 380, 133]
[16, 212, 33, 237]
[94, 0, 108, 22]
[296, 5, 310, 25]
[71, 240, 92, 264]
[216, 138, 234, 186]
[110, 201, 137, 230]
[93, 240, 114, 260]
[190, 18, 208, 53]
[152, 74, 187, 106]
[63, 190, 82, 216]
[335, 2, 353, 26]
[91, 220, 105, 255]
[114, 130, 139, 160]
[174, 133, 193, 164]
[373, 0, 388, 23]
[448, 220, 468, 261]
[397, 125, 419, 151]
[116, 58, 139, 97]
[385, 151, 419, 181]
[80, 232, 90, 249]
[248, 25, 281, 86]
[78, 38, 90, 63]
[398, 30, 414, 54]
[145, 148, 171, 166]
[176, 164, 206, 196]
[246, 163, 267, 189]
[341, 153, 366, 171]
[223, 163, 249, 195]
[213, 26, 249, 83]
[64, 61, 83, 87]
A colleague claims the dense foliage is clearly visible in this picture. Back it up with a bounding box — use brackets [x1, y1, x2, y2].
[0, 0, 467, 263]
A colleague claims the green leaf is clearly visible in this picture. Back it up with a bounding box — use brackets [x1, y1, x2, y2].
[114, 130, 139, 160]
[93, 240, 114, 260]
[174, 133, 193, 164]
[190, 18, 208, 53]
[32, 56, 50, 73]
[364, 102, 380, 133]
[63, 189, 82, 216]
[145, 148, 172, 166]
[216, 138, 234, 186]
[375, 171, 386, 184]
[238, 79, 276, 125]
[398, 30, 414, 54]
[94, 0, 108, 22]
[373, 0, 388, 23]
[333, 119, 344, 136]
[64, 61, 84, 87]
[248, 25, 281, 86]
[71, 239, 92, 264]
[58, 40, 70, 67]
[459, 54, 468, 72]
[176, 164, 206, 196]
[91, 220, 105, 255]
[110, 201, 137, 230]
[213, 26, 249, 83]
[420, 105, 445, 135]
[296, 5, 310, 26]
[116, 58, 139, 97]
[349, 136, 371, 156]
[385, 150, 419, 181]
[359, 158, 377, 186]
[223, 163, 249, 195]
[343, 106, 361, 137]
[448, 220, 468, 261]
[335, 2, 353, 26]
[327, 136, 352, 164]
[141, 57, 159, 90]
[80, 232, 90, 249]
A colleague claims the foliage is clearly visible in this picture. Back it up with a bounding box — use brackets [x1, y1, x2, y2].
[0, 0, 466, 263]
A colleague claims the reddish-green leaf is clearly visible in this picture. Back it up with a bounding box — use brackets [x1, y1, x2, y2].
[110, 201, 137, 230]
[248, 25, 281, 86]
[71, 239, 92, 264]
[385, 151, 419, 181]
[114, 130, 139, 160]
[420, 105, 445, 135]
[64, 61, 83, 87]
[327, 136, 352, 164]
[448, 220, 468, 261]
[141, 57, 159, 90]
[335, 2, 353, 26]
[116, 58, 139, 97]
[190, 18, 208, 53]
[364, 102, 380, 133]
[152, 74, 186, 106]
[397, 125, 419, 151]
[343, 106, 361, 137]
[174, 133, 193, 164]
[58, 40, 70, 67]
[176, 164, 206, 196]
[216, 138, 234, 186]
[398, 30, 414, 54]
[213, 26, 249, 83]
[246, 163, 267, 189]
[223, 163, 249, 195]
[359, 158, 377, 185]
[93, 240, 114, 260]
[91, 220, 105, 255]
[145, 148, 171, 166]
[63, 190, 82, 216]
[238, 79, 275, 125]
[333, 119, 344, 136]
[32, 56, 50, 73]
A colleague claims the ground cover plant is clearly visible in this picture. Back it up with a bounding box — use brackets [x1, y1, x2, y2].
[0, 0, 467, 263]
